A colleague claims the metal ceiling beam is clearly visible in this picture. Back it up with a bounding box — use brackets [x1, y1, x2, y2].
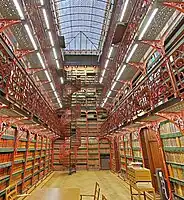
[56, 6, 106, 12]
[61, 25, 103, 31]
[58, 13, 105, 19]
[62, 30, 102, 36]
[60, 19, 105, 25]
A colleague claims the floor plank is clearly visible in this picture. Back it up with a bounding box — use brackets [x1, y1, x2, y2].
[43, 171, 131, 200]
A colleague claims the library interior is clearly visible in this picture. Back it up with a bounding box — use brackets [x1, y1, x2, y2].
[0, 0, 184, 200]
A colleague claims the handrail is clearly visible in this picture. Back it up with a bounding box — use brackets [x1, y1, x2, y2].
[101, 41, 184, 134]
[0, 35, 62, 135]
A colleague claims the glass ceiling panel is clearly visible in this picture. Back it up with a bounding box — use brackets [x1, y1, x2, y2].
[54, 0, 112, 53]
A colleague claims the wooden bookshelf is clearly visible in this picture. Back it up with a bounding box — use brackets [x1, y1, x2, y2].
[124, 134, 133, 166]
[119, 135, 127, 177]
[132, 132, 143, 164]
[88, 137, 99, 170]
[53, 138, 70, 171]
[160, 120, 184, 198]
[0, 123, 52, 200]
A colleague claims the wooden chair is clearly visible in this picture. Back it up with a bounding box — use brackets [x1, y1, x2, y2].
[80, 182, 100, 200]
[6, 183, 30, 200]
[102, 194, 107, 200]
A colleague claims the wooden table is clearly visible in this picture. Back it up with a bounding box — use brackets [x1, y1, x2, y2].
[27, 188, 80, 200]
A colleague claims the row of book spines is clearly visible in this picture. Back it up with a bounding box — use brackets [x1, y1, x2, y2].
[160, 122, 179, 134]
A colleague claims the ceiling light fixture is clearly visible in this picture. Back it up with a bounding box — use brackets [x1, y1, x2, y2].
[13, 0, 25, 20]
[111, 81, 117, 90]
[139, 8, 158, 40]
[104, 59, 109, 69]
[24, 24, 38, 50]
[48, 31, 54, 46]
[42, 8, 50, 29]
[120, 0, 129, 22]
[116, 64, 126, 80]
[50, 82, 55, 91]
[99, 77, 103, 84]
[53, 48, 58, 59]
[56, 60, 60, 69]
[107, 46, 113, 58]
[37, 52, 46, 69]
[60, 77, 64, 84]
[40, 0, 44, 5]
[107, 90, 112, 98]
[45, 70, 51, 82]
[102, 69, 106, 77]
[126, 44, 138, 63]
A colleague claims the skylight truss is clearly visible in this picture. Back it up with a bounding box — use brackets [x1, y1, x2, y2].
[54, 0, 113, 54]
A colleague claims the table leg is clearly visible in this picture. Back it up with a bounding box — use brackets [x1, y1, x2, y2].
[143, 192, 146, 200]
[130, 185, 133, 200]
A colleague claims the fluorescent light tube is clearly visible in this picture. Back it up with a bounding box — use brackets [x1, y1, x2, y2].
[117, 65, 126, 80]
[104, 98, 108, 103]
[45, 70, 51, 82]
[108, 46, 113, 58]
[120, 0, 129, 22]
[99, 77, 103, 84]
[60, 77, 64, 84]
[107, 90, 112, 97]
[139, 8, 158, 40]
[24, 24, 38, 50]
[102, 69, 106, 77]
[50, 82, 55, 91]
[53, 48, 58, 59]
[13, 0, 25, 20]
[42, 8, 50, 29]
[104, 59, 109, 69]
[58, 102, 62, 108]
[111, 81, 117, 90]
[37, 52, 46, 69]
[48, 31, 54, 46]
[126, 44, 138, 63]
[56, 60, 60, 69]
[54, 91, 58, 97]
[40, 0, 44, 5]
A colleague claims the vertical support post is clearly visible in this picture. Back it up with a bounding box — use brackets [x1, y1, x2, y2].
[9, 127, 18, 184]
[98, 137, 101, 170]
[86, 136, 89, 170]
[21, 131, 30, 193]
[166, 61, 179, 98]
[31, 133, 37, 186]
[51, 139, 54, 170]
[138, 128, 145, 167]
[152, 124, 173, 200]
[38, 135, 43, 180]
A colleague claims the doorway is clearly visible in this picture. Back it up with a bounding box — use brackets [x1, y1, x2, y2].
[140, 128, 166, 192]
[100, 154, 110, 170]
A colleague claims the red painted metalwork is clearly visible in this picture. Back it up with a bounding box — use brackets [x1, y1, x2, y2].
[140, 38, 165, 55]
[0, 19, 21, 32]
[100, 0, 152, 101]
[21, 131, 30, 192]
[26, 68, 45, 75]
[149, 124, 172, 200]
[0, 37, 62, 135]
[156, 112, 184, 135]
[14, 49, 35, 59]
[24, 0, 63, 100]
[128, 62, 146, 74]
[9, 128, 18, 184]
[101, 43, 184, 135]
[163, 2, 184, 13]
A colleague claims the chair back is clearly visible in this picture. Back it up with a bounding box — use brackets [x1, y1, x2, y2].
[102, 194, 107, 200]
[94, 182, 100, 200]
[5, 184, 17, 200]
